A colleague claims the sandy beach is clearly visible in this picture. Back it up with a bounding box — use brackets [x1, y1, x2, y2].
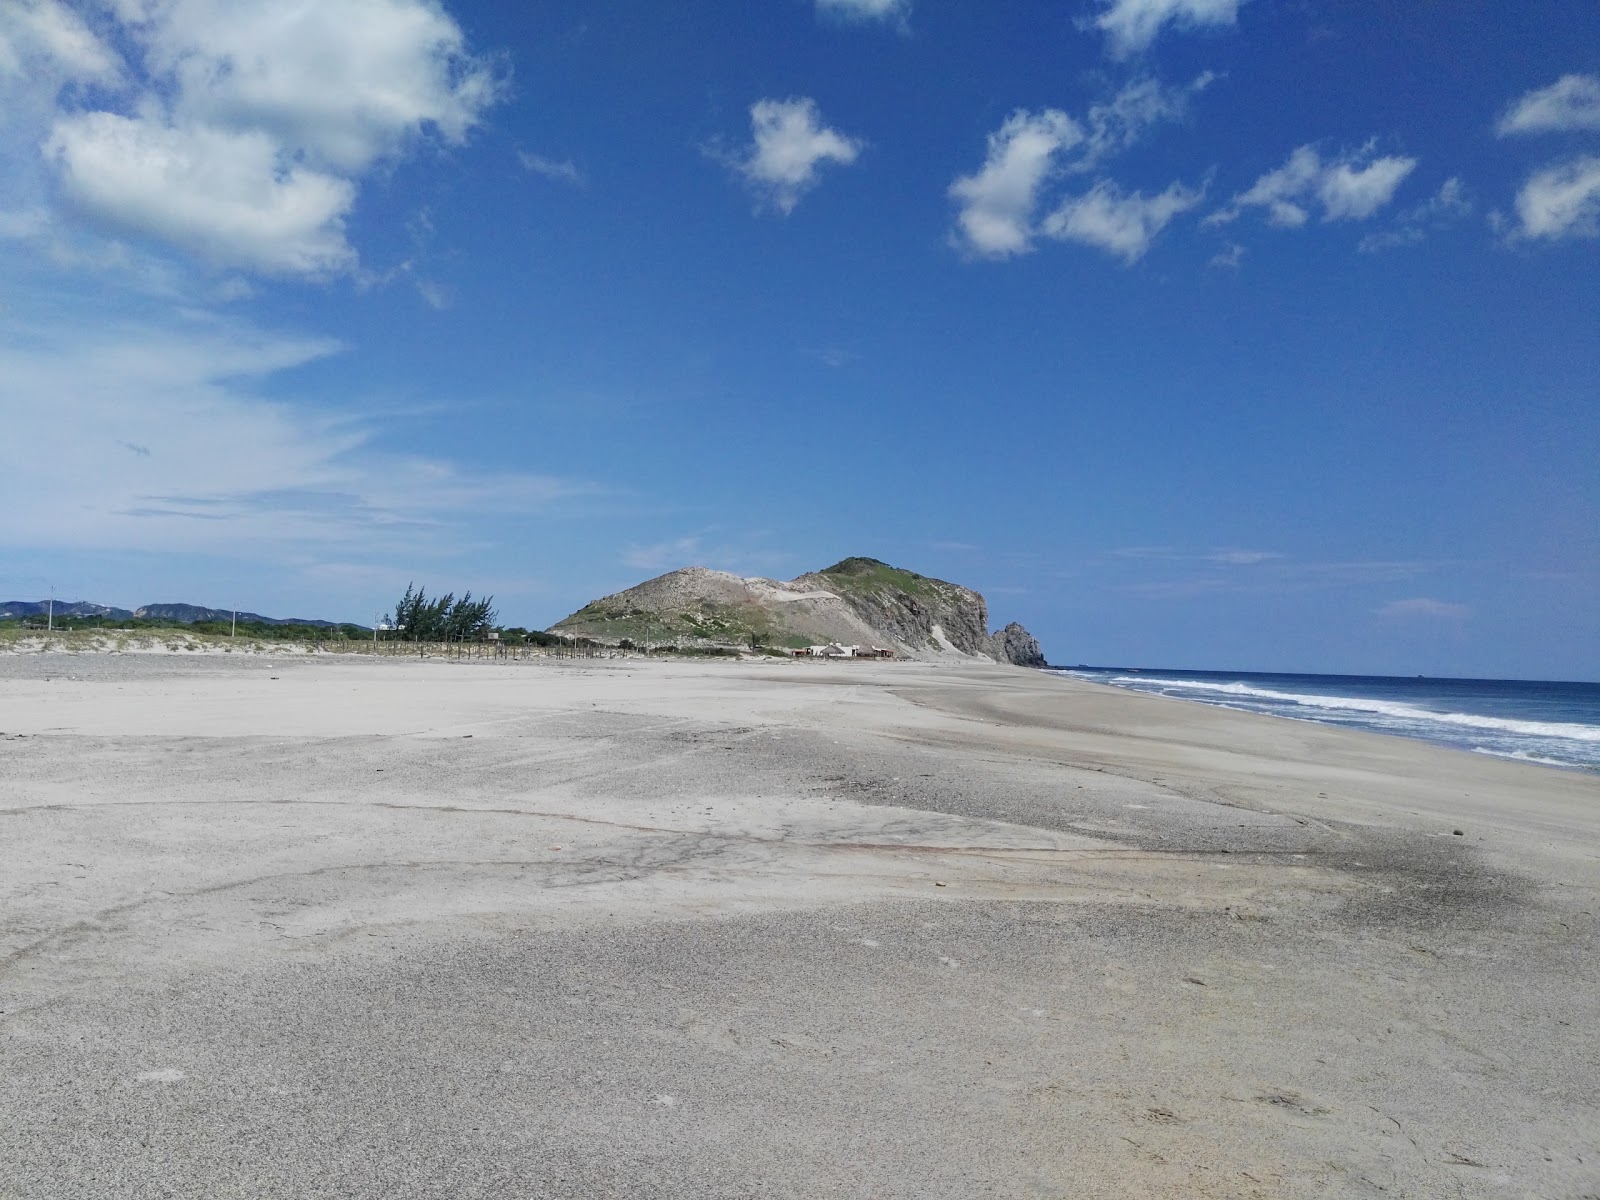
[2, 652, 1596, 1199]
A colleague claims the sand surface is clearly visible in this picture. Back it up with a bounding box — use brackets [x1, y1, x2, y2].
[1, 654, 1596, 1198]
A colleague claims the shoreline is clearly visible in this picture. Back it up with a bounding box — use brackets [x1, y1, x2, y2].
[1047, 664, 1600, 777]
[2, 653, 1597, 1197]
[15, 631, 1598, 774]
[15, 629, 1594, 774]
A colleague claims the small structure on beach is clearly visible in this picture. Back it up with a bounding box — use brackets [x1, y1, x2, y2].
[791, 644, 895, 659]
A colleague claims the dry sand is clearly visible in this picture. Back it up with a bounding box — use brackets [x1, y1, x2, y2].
[1, 653, 1596, 1198]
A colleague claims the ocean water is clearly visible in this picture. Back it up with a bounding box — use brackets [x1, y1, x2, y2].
[1052, 667, 1600, 773]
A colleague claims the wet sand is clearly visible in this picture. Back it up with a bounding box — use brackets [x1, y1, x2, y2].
[1, 654, 1596, 1198]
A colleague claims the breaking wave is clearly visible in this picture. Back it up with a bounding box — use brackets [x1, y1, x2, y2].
[1052, 667, 1600, 771]
[1106, 676, 1600, 744]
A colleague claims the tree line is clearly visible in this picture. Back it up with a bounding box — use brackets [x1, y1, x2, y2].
[388, 584, 498, 642]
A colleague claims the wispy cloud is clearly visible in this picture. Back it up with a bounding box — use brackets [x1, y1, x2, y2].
[0, 305, 596, 559]
[725, 97, 863, 215]
[1111, 546, 1281, 565]
[1497, 74, 1600, 137]
[1074, 74, 1217, 172]
[1109, 551, 1442, 600]
[623, 537, 708, 572]
[620, 533, 793, 577]
[1375, 597, 1470, 621]
[518, 151, 584, 187]
[805, 345, 858, 368]
[1205, 549, 1281, 565]
[1209, 142, 1417, 228]
[1089, 0, 1244, 59]
[1358, 177, 1472, 252]
[414, 279, 451, 310]
[815, 0, 911, 27]
[1209, 241, 1245, 269]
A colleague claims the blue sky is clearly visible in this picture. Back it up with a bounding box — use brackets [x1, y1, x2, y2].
[1, 0, 1596, 678]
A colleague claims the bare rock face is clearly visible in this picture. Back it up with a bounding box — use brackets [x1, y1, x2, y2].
[985, 622, 1047, 668]
[793, 558, 991, 656]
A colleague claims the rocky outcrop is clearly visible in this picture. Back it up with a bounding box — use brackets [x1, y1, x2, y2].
[551, 556, 1047, 665]
[985, 622, 1046, 668]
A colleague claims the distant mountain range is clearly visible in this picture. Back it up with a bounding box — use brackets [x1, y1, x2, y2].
[0, 600, 131, 621]
[0, 600, 350, 628]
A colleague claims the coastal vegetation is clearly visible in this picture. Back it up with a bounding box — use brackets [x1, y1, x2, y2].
[387, 584, 497, 642]
[0, 612, 372, 642]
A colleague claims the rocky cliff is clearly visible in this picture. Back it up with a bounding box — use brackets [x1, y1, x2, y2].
[551, 557, 1046, 665]
[984, 621, 1047, 668]
[794, 558, 992, 656]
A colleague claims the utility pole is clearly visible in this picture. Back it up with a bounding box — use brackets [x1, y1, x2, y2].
[47, 585, 53, 632]
[231, 609, 237, 637]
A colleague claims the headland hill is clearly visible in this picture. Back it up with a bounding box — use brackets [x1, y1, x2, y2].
[549, 557, 1046, 665]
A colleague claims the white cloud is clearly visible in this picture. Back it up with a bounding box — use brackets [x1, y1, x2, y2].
[0, 0, 121, 82]
[1210, 142, 1417, 227]
[123, 0, 498, 173]
[1319, 153, 1417, 220]
[1497, 74, 1600, 136]
[45, 113, 358, 276]
[1041, 178, 1203, 262]
[949, 77, 1211, 259]
[1091, 0, 1243, 58]
[949, 110, 1082, 257]
[1513, 156, 1600, 240]
[0, 309, 591, 557]
[15, 0, 499, 278]
[815, 0, 910, 24]
[1376, 598, 1470, 621]
[1358, 177, 1471, 252]
[735, 97, 862, 214]
[518, 151, 584, 186]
